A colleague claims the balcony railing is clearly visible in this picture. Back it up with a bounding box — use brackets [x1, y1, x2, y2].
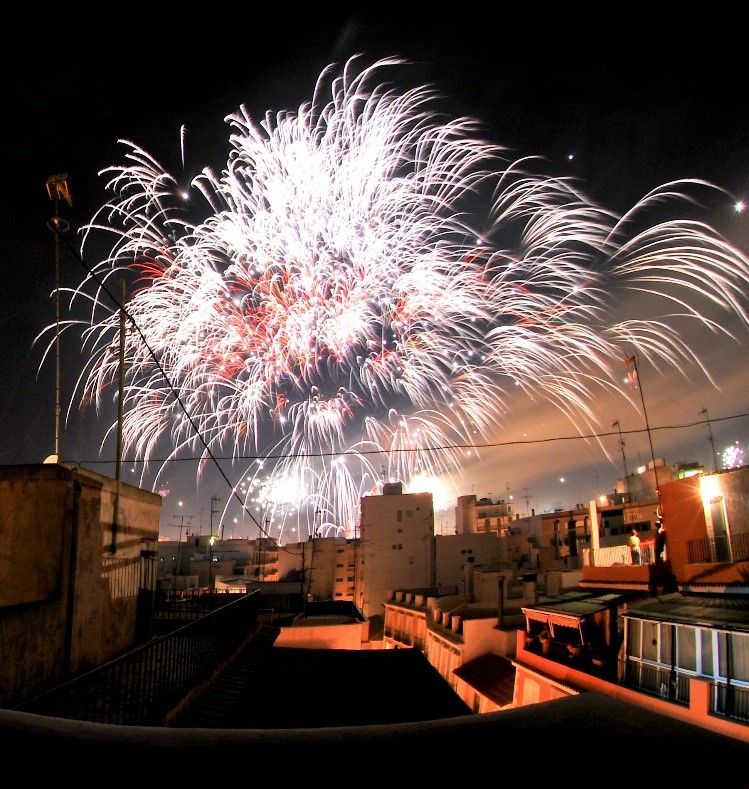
[583, 541, 655, 567]
[19, 590, 259, 725]
[155, 587, 247, 622]
[711, 682, 749, 724]
[687, 532, 749, 564]
[624, 661, 690, 706]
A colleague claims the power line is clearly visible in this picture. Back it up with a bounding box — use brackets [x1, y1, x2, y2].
[72, 410, 749, 465]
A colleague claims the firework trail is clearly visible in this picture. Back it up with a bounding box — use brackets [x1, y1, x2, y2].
[65, 57, 749, 540]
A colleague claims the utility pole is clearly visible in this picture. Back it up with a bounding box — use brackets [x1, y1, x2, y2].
[45, 173, 72, 461]
[522, 487, 532, 517]
[612, 419, 630, 501]
[699, 408, 717, 472]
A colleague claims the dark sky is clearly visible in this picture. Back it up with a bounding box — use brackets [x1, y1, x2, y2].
[2, 14, 748, 534]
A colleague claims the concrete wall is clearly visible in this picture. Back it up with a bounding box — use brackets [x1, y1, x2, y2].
[274, 621, 368, 649]
[308, 538, 338, 601]
[461, 617, 501, 663]
[0, 464, 161, 706]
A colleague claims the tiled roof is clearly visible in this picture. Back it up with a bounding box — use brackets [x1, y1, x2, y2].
[453, 653, 515, 707]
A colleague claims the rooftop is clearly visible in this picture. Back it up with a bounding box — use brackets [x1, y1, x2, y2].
[626, 592, 749, 632]
[231, 646, 471, 728]
[523, 588, 643, 624]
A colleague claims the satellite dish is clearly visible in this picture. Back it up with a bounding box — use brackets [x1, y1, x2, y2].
[43, 454, 60, 464]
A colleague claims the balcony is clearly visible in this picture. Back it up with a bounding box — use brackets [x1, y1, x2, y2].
[682, 533, 749, 586]
[625, 661, 690, 706]
[581, 542, 673, 590]
[712, 683, 749, 724]
[687, 533, 749, 564]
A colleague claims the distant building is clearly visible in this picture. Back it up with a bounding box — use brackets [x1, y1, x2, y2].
[333, 540, 357, 600]
[435, 531, 499, 591]
[383, 587, 518, 710]
[356, 483, 435, 618]
[455, 494, 514, 535]
[616, 457, 703, 503]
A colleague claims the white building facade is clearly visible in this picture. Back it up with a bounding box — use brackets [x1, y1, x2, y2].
[356, 484, 435, 618]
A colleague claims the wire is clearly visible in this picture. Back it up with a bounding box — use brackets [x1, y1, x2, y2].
[72, 411, 749, 465]
[60, 232, 293, 554]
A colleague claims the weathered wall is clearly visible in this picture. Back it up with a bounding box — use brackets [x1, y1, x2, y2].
[0, 464, 161, 706]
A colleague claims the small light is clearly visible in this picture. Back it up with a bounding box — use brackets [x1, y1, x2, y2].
[559, 477, 566, 483]
[735, 200, 745, 213]
[180, 191, 189, 200]
[568, 153, 575, 161]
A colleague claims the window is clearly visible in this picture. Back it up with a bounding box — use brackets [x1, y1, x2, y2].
[336, 577, 343, 582]
[719, 632, 749, 682]
[700, 629, 714, 676]
[336, 563, 344, 568]
[397, 528, 403, 533]
[397, 511, 402, 522]
[677, 626, 697, 672]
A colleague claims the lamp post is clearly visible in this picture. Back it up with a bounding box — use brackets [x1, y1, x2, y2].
[45, 173, 72, 461]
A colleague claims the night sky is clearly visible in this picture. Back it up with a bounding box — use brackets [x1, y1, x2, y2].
[2, 15, 747, 536]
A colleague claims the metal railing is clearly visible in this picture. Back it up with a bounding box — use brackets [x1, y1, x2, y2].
[19, 590, 259, 725]
[583, 541, 655, 567]
[687, 533, 749, 564]
[624, 661, 690, 706]
[154, 586, 247, 622]
[711, 682, 749, 724]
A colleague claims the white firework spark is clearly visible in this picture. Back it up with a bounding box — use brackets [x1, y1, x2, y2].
[61, 57, 749, 541]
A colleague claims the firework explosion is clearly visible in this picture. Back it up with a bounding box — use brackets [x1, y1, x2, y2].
[66, 57, 749, 541]
[722, 443, 746, 470]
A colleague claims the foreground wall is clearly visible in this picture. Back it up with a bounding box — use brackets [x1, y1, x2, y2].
[0, 464, 161, 705]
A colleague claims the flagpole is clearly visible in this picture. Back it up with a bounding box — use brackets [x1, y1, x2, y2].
[626, 352, 660, 502]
